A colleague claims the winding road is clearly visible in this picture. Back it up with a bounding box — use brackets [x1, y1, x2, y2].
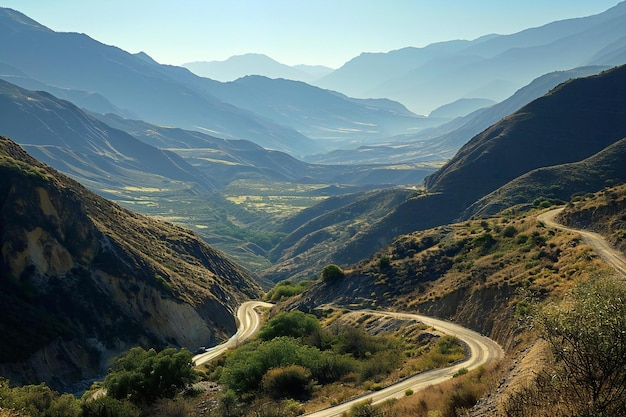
[192, 207, 625, 416]
[193, 302, 503, 417]
[193, 300, 273, 366]
[303, 311, 503, 417]
[538, 207, 626, 276]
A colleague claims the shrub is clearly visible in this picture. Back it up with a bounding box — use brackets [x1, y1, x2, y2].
[321, 264, 345, 282]
[502, 225, 518, 238]
[378, 255, 391, 268]
[103, 347, 197, 405]
[258, 310, 321, 341]
[82, 396, 141, 417]
[261, 365, 312, 399]
[532, 275, 626, 416]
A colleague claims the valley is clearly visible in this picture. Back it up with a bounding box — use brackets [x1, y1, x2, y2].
[1, 2, 626, 416]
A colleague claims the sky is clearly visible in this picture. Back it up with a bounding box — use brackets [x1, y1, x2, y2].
[1, 1, 622, 68]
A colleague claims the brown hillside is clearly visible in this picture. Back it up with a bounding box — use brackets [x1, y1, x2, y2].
[0, 136, 262, 391]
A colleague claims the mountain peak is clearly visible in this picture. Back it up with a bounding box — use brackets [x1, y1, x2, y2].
[0, 7, 51, 33]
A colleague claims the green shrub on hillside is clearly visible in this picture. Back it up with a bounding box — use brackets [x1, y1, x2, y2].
[321, 264, 345, 282]
[264, 279, 312, 302]
[258, 310, 321, 341]
[104, 347, 197, 405]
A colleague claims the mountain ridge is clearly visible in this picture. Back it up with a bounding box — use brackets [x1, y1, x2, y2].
[0, 136, 262, 390]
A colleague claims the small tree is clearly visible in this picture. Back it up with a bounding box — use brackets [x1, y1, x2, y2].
[261, 365, 312, 399]
[321, 264, 344, 282]
[258, 310, 321, 341]
[104, 347, 197, 405]
[532, 275, 626, 416]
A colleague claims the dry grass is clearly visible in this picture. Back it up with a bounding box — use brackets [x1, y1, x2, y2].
[388, 361, 505, 417]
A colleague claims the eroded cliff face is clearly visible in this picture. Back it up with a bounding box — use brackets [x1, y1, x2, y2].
[0, 137, 262, 390]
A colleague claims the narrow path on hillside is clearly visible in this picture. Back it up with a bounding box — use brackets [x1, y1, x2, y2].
[192, 302, 503, 416]
[538, 207, 626, 276]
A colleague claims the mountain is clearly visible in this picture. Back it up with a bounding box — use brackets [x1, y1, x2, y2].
[206, 75, 434, 149]
[0, 136, 262, 390]
[463, 137, 626, 219]
[0, 8, 318, 156]
[183, 53, 333, 83]
[315, 2, 626, 114]
[0, 8, 429, 157]
[304, 66, 608, 164]
[428, 98, 496, 119]
[0, 79, 217, 195]
[287, 64, 626, 269]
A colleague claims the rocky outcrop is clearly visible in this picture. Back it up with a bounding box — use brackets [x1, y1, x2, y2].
[0, 137, 262, 391]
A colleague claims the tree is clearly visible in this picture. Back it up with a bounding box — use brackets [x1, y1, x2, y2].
[103, 347, 197, 405]
[321, 264, 344, 282]
[533, 275, 626, 416]
[258, 310, 321, 341]
[261, 365, 312, 399]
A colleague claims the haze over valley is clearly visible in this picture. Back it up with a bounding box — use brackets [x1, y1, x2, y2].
[1, 2, 626, 416]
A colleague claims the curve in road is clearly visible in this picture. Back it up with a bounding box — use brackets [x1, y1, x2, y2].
[191, 208, 625, 416]
[303, 311, 503, 417]
[193, 300, 273, 366]
[193, 300, 503, 416]
[538, 207, 626, 277]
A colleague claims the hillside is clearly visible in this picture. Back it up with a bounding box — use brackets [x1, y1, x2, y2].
[308, 64, 626, 267]
[288, 184, 626, 415]
[464, 137, 626, 219]
[263, 188, 414, 282]
[0, 79, 217, 194]
[0, 137, 262, 391]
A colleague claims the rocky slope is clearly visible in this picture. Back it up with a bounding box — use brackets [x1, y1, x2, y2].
[0, 137, 262, 391]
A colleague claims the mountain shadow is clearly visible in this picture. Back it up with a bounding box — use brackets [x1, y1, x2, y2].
[0, 137, 261, 391]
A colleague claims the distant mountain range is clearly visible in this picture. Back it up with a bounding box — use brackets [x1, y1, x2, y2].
[314, 2, 626, 114]
[0, 80, 217, 195]
[304, 65, 610, 164]
[183, 53, 334, 83]
[0, 8, 428, 157]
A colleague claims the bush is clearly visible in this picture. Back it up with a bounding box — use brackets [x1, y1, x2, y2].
[321, 264, 345, 282]
[82, 396, 141, 417]
[258, 310, 321, 341]
[532, 275, 626, 416]
[103, 347, 197, 405]
[502, 225, 518, 238]
[0, 379, 82, 417]
[261, 365, 312, 399]
[378, 255, 391, 268]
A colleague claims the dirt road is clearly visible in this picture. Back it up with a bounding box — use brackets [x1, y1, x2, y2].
[538, 207, 626, 276]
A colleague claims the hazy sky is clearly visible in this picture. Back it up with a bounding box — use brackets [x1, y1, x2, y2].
[2, 1, 622, 68]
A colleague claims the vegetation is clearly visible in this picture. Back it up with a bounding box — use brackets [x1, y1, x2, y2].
[264, 279, 312, 302]
[321, 264, 345, 282]
[257, 310, 321, 342]
[0, 347, 196, 417]
[103, 347, 198, 405]
[199, 309, 466, 415]
[504, 275, 626, 416]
